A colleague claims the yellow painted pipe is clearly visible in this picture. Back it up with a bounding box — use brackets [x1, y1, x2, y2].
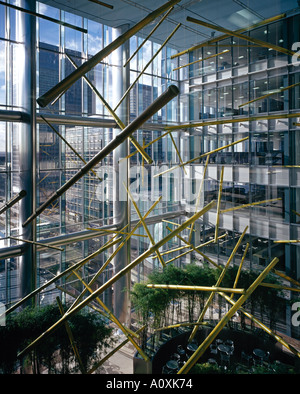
[273, 269, 300, 289]
[220, 291, 300, 359]
[239, 81, 300, 108]
[221, 197, 282, 213]
[56, 297, 86, 374]
[162, 219, 195, 232]
[188, 225, 248, 342]
[260, 282, 300, 292]
[125, 185, 166, 267]
[154, 322, 209, 332]
[169, 131, 187, 175]
[186, 16, 295, 57]
[178, 256, 279, 374]
[230, 242, 249, 299]
[274, 240, 300, 243]
[146, 284, 245, 294]
[114, 23, 181, 112]
[173, 50, 229, 71]
[171, 13, 286, 59]
[153, 137, 249, 178]
[214, 166, 224, 242]
[151, 244, 190, 258]
[165, 248, 193, 264]
[65, 54, 153, 164]
[17, 201, 216, 359]
[188, 154, 210, 244]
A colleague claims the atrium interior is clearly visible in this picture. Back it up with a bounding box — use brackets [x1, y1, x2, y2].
[0, 0, 300, 375]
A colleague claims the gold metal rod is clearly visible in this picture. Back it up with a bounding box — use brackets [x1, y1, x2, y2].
[260, 282, 300, 292]
[37, 0, 182, 107]
[153, 137, 249, 178]
[273, 269, 300, 289]
[171, 13, 286, 59]
[178, 256, 279, 374]
[66, 196, 163, 311]
[86, 227, 147, 237]
[154, 322, 209, 332]
[239, 81, 300, 108]
[230, 242, 249, 299]
[165, 112, 300, 131]
[166, 225, 223, 270]
[114, 23, 181, 112]
[168, 131, 187, 174]
[274, 240, 300, 243]
[41, 115, 102, 182]
[221, 197, 282, 213]
[65, 53, 153, 164]
[56, 297, 86, 374]
[146, 284, 245, 294]
[9, 236, 63, 252]
[71, 272, 149, 361]
[186, 16, 295, 57]
[121, 131, 170, 162]
[188, 154, 210, 244]
[162, 219, 195, 232]
[214, 166, 224, 242]
[151, 244, 190, 258]
[219, 291, 300, 359]
[165, 248, 194, 264]
[123, 6, 174, 67]
[292, 209, 300, 217]
[173, 50, 229, 71]
[125, 184, 166, 267]
[17, 201, 216, 359]
[188, 225, 248, 342]
[87, 325, 147, 374]
[1, 237, 121, 319]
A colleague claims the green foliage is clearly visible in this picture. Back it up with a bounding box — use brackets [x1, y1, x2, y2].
[0, 303, 115, 374]
[189, 362, 221, 374]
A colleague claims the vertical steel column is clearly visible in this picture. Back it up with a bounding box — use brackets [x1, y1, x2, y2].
[112, 25, 131, 324]
[17, 0, 36, 304]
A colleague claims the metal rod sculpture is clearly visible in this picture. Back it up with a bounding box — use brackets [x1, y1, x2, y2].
[186, 16, 295, 57]
[0, 190, 26, 215]
[65, 54, 153, 165]
[17, 200, 216, 358]
[178, 256, 279, 374]
[9, 236, 63, 252]
[146, 284, 245, 294]
[230, 242, 249, 299]
[36, 0, 181, 108]
[23, 84, 179, 227]
[88, 0, 114, 9]
[171, 13, 286, 59]
[221, 197, 282, 213]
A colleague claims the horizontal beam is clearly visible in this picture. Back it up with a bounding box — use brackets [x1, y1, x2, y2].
[146, 284, 245, 294]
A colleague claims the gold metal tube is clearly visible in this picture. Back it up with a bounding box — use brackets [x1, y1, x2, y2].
[260, 282, 300, 292]
[186, 16, 295, 57]
[219, 292, 300, 359]
[65, 53, 153, 164]
[188, 225, 248, 342]
[88, 0, 114, 9]
[37, 0, 182, 107]
[273, 269, 300, 289]
[153, 137, 249, 178]
[9, 236, 63, 251]
[188, 154, 210, 244]
[1, 237, 121, 318]
[124, 6, 174, 67]
[56, 297, 86, 374]
[173, 50, 229, 71]
[162, 219, 195, 232]
[146, 284, 245, 294]
[165, 113, 300, 131]
[239, 81, 300, 108]
[154, 322, 208, 332]
[171, 13, 286, 59]
[221, 197, 282, 213]
[151, 244, 190, 258]
[114, 23, 181, 112]
[17, 201, 216, 359]
[214, 166, 224, 242]
[165, 248, 193, 264]
[87, 325, 147, 374]
[230, 242, 249, 299]
[178, 256, 279, 374]
[125, 184, 166, 267]
[274, 240, 300, 243]
[169, 131, 187, 174]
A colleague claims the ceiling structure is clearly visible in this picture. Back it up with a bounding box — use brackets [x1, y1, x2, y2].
[39, 0, 300, 50]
